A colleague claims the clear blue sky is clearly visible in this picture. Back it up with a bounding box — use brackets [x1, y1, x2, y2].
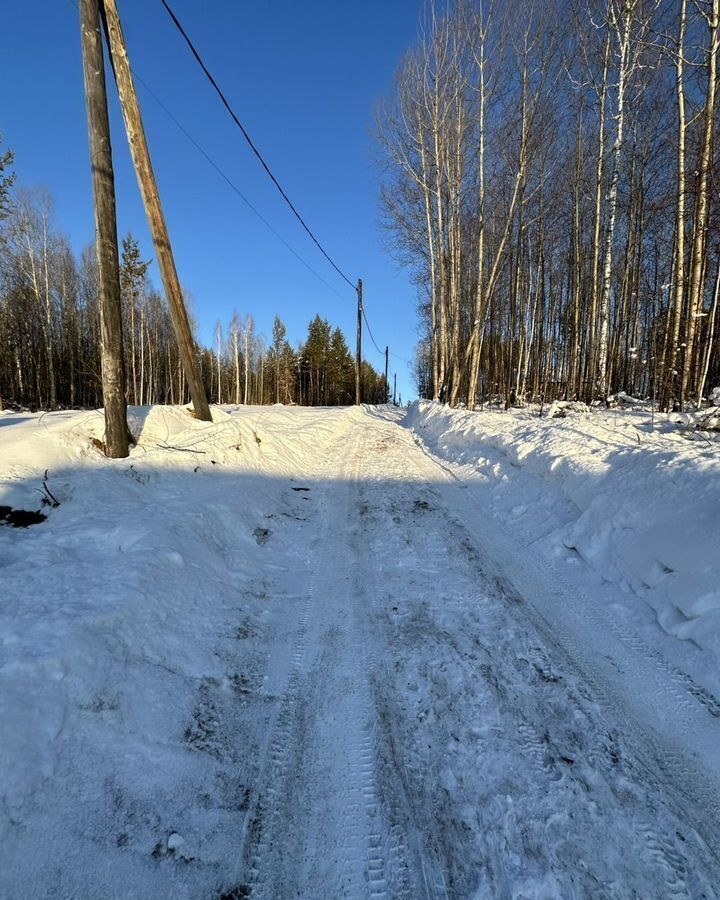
[3, 0, 421, 402]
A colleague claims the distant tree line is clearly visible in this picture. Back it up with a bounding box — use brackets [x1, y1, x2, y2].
[378, 0, 720, 409]
[205, 312, 387, 407]
[0, 156, 387, 411]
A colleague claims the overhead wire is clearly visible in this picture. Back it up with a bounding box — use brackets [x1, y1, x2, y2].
[158, 0, 357, 291]
[71, 0, 402, 369]
[362, 308, 384, 357]
[132, 74, 350, 304]
[67, 0, 349, 303]
[157, 0, 401, 367]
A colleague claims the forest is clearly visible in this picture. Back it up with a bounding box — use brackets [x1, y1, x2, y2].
[0, 169, 387, 411]
[378, 0, 720, 409]
[5, 0, 720, 416]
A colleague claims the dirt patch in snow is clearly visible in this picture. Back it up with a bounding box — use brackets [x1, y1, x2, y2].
[0, 505, 46, 527]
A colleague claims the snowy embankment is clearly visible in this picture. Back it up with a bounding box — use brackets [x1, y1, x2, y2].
[406, 400, 720, 677]
[0, 404, 362, 898]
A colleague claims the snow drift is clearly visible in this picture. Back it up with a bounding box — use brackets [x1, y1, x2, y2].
[405, 400, 720, 667]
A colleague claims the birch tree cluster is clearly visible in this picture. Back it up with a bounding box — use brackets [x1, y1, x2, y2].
[0, 186, 205, 411]
[378, 0, 720, 409]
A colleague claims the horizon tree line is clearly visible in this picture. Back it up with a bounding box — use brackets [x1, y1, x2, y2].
[0, 165, 388, 412]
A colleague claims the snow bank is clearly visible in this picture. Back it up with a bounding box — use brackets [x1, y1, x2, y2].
[405, 400, 720, 665]
[0, 404, 361, 898]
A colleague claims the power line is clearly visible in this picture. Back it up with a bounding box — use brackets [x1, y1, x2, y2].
[391, 351, 413, 366]
[159, 0, 356, 291]
[158, 0, 400, 367]
[139, 84, 395, 360]
[133, 75, 350, 304]
[362, 308, 384, 356]
[67, 0, 349, 303]
[362, 307, 413, 367]
[71, 0, 398, 370]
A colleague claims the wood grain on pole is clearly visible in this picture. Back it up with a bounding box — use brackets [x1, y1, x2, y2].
[355, 278, 362, 405]
[100, 0, 212, 422]
[80, 0, 129, 458]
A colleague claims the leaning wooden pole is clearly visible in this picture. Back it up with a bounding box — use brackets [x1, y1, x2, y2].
[79, 0, 129, 458]
[100, 0, 211, 421]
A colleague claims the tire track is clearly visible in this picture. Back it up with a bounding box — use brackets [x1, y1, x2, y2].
[395, 416, 720, 857]
[234, 427, 421, 899]
[230, 431, 361, 896]
[356, 411, 720, 898]
[352, 422, 451, 900]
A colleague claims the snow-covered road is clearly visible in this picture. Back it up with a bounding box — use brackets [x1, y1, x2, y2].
[2, 404, 720, 898]
[229, 410, 720, 898]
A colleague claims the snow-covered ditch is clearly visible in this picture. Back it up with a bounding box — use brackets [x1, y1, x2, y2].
[405, 400, 720, 678]
[0, 404, 362, 898]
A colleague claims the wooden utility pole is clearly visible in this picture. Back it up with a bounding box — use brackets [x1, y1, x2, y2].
[384, 345, 389, 403]
[393, 373, 397, 406]
[355, 278, 363, 405]
[80, 0, 129, 458]
[100, 0, 211, 421]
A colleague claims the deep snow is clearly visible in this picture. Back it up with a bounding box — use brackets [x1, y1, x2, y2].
[1, 402, 719, 899]
[405, 400, 720, 696]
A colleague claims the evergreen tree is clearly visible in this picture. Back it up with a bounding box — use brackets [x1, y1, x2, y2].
[119, 234, 150, 405]
[327, 327, 354, 404]
[303, 315, 332, 405]
[272, 314, 287, 402]
[280, 340, 297, 403]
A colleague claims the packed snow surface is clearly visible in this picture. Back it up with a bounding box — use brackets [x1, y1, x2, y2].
[1, 402, 719, 898]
